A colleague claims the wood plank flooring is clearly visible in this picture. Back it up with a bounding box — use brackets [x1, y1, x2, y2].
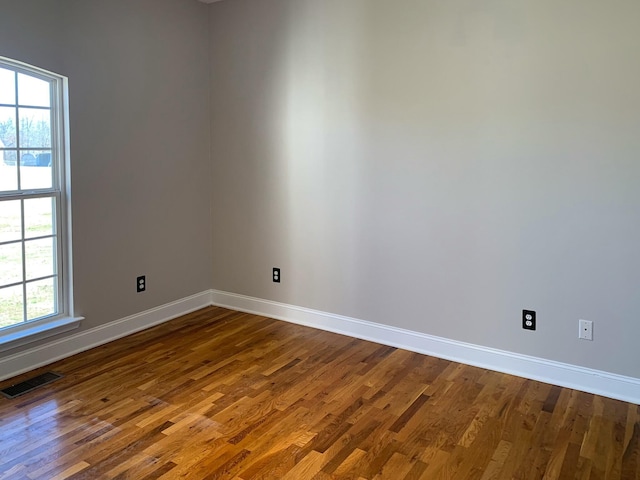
[0, 306, 638, 479]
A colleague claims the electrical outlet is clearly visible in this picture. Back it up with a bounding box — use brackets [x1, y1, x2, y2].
[579, 319, 593, 341]
[137, 275, 146, 293]
[523, 310, 536, 330]
[272, 268, 280, 283]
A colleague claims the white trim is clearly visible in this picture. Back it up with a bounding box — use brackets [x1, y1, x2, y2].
[210, 290, 640, 405]
[2, 288, 639, 404]
[0, 316, 82, 353]
[0, 55, 76, 335]
[0, 291, 212, 382]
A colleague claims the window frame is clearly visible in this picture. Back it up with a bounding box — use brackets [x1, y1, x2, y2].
[0, 56, 80, 351]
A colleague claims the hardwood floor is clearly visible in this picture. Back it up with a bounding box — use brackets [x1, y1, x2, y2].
[0, 306, 638, 479]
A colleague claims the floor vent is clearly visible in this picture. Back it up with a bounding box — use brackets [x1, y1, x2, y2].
[1, 372, 63, 399]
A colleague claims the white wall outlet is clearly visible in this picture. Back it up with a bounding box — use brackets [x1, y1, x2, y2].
[579, 319, 593, 341]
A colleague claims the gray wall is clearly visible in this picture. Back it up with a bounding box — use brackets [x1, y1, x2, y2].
[0, 0, 212, 350]
[210, 0, 640, 377]
[2, 0, 638, 381]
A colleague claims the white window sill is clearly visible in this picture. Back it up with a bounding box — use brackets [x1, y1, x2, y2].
[0, 316, 83, 353]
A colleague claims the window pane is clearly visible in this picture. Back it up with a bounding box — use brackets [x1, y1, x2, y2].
[20, 150, 52, 190]
[25, 197, 54, 238]
[0, 106, 16, 147]
[0, 68, 16, 105]
[26, 277, 56, 321]
[0, 200, 21, 242]
[25, 237, 54, 280]
[0, 154, 18, 191]
[0, 285, 24, 328]
[2, 149, 17, 165]
[1, 59, 67, 330]
[0, 242, 23, 287]
[18, 73, 50, 108]
[18, 108, 50, 148]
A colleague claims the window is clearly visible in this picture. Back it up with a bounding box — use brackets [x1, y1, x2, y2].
[0, 57, 78, 348]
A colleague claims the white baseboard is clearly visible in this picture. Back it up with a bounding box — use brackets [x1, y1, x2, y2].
[0, 291, 212, 382]
[3, 288, 639, 405]
[210, 290, 640, 405]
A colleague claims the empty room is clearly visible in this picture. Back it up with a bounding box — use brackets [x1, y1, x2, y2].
[0, 0, 639, 478]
